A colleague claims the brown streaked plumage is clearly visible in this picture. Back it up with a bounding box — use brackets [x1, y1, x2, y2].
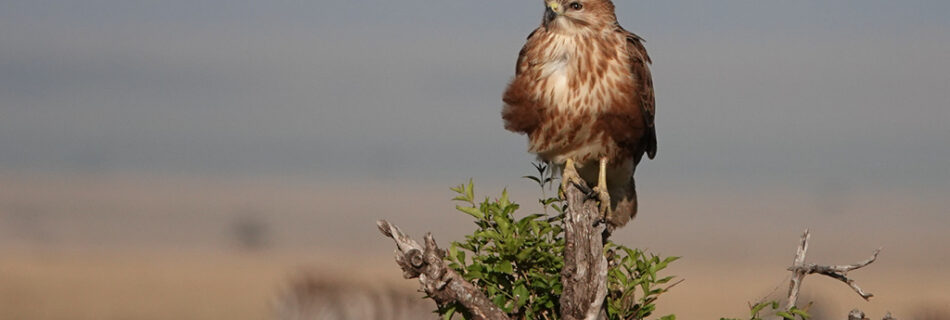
[502, 0, 655, 229]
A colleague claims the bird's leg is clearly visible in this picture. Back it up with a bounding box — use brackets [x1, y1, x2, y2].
[560, 158, 587, 196]
[593, 157, 611, 219]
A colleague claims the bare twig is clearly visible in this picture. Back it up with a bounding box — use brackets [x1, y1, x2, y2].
[849, 309, 868, 320]
[848, 309, 897, 320]
[786, 230, 811, 310]
[797, 249, 880, 299]
[785, 230, 881, 311]
[377, 220, 510, 320]
[559, 181, 609, 320]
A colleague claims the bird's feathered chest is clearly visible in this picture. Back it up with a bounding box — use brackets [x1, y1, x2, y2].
[522, 31, 632, 115]
[503, 30, 639, 163]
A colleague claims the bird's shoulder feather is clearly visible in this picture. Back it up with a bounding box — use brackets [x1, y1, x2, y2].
[514, 28, 543, 76]
[618, 27, 657, 159]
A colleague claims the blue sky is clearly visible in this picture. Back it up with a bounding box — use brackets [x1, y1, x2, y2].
[1, 0, 948, 190]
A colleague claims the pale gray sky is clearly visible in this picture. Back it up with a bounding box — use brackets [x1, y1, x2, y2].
[1, 0, 948, 190]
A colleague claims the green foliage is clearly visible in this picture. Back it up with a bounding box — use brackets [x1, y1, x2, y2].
[719, 301, 811, 320]
[428, 164, 816, 320]
[439, 163, 679, 320]
[444, 178, 565, 320]
[605, 243, 679, 320]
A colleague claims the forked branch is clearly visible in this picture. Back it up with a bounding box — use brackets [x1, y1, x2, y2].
[377, 179, 611, 320]
[785, 230, 881, 310]
[377, 220, 509, 320]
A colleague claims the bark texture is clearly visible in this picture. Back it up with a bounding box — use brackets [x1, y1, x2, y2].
[377, 220, 510, 320]
[786, 230, 884, 317]
[559, 181, 609, 320]
[377, 180, 611, 320]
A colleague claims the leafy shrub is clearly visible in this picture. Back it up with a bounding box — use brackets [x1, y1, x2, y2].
[440, 163, 679, 320]
[435, 163, 810, 320]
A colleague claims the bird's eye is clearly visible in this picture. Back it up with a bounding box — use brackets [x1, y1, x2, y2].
[569, 2, 583, 10]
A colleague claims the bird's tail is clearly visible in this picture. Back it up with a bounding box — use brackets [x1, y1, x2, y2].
[607, 175, 638, 229]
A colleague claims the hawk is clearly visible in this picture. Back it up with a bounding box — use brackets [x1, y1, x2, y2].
[502, 0, 655, 230]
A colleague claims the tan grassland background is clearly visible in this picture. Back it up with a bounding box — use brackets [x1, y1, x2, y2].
[1, 172, 947, 319]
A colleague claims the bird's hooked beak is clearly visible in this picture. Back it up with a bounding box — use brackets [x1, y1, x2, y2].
[544, 1, 562, 25]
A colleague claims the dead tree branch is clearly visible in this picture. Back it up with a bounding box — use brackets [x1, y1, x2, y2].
[848, 309, 897, 320]
[785, 230, 881, 310]
[559, 181, 609, 320]
[848, 309, 868, 320]
[785, 230, 811, 311]
[377, 220, 510, 320]
[377, 180, 611, 320]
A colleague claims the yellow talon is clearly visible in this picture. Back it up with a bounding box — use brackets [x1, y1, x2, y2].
[560, 158, 585, 197]
[593, 157, 611, 219]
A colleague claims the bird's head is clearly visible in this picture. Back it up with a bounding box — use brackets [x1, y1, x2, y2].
[542, 0, 617, 33]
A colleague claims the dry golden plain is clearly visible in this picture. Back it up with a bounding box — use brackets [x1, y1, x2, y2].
[1, 172, 947, 319]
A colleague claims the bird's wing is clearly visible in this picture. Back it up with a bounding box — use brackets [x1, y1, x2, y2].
[502, 28, 544, 134]
[515, 29, 540, 75]
[624, 31, 657, 159]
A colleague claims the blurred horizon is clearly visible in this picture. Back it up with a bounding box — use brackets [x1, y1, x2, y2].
[1, 0, 948, 187]
[1, 0, 948, 319]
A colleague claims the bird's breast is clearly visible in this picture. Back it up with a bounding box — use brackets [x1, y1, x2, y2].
[521, 32, 635, 164]
[531, 34, 627, 115]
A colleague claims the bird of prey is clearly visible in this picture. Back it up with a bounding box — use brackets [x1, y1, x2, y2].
[502, 0, 655, 230]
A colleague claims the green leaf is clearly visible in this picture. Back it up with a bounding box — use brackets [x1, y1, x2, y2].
[492, 294, 507, 310]
[499, 188, 511, 207]
[466, 179, 475, 203]
[448, 245, 459, 262]
[513, 284, 529, 307]
[442, 305, 456, 320]
[496, 260, 514, 274]
[456, 205, 483, 219]
[493, 214, 511, 234]
[791, 307, 811, 319]
[475, 229, 501, 241]
[750, 302, 770, 316]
